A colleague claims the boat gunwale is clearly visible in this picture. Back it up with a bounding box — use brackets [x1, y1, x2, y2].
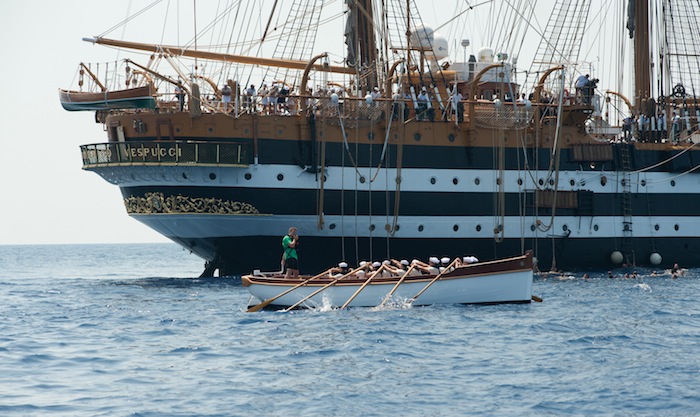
[242, 253, 532, 287]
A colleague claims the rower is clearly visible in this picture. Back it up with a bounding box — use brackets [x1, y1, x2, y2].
[391, 259, 410, 276]
[329, 261, 350, 278]
[462, 255, 479, 264]
[439, 257, 454, 273]
[381, 260, 395, 277]
[413, 257, 440, 274]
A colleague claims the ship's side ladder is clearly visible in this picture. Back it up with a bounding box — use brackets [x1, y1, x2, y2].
[620, 144, 635, 265]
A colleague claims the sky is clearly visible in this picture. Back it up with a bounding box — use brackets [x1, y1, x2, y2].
[0, 0, 621, 246]
[0, 1, 171, 245]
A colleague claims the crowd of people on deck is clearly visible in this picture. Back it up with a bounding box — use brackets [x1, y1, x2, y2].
[167, 74, 698, 143]
[617, 111, 695, 144]
[167, 79, 478, 123]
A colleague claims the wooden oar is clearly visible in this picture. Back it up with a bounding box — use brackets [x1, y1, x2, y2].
[339, 265, 387, 309]
[407, 258, 460, 304]
[281, 265, 366, 312]
[246, 267, 333, 312]
[377, 264, 416, 307]
[531, 295, 543, 302]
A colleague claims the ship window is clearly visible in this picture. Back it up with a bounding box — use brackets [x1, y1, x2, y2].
[453, 177, 459, 185]
[182, 172, 188, 180]
[453, 225, 459, 232]
[277, 174, 284, 181]
[430, 177, 437, 185]
[418, 225, 424, 232]
[368, 132, 375, 140]
[671, 180, 676, 187]
[476, 224, 481, 232]
[209, 173, 216, 180]
[474, 177, 480, 185]
[570, 179, 576, 186]
[530, 224, 536, 231]
[496, 178, 501, 185]
[562, 224, 568, 231]
[641, 179, 646, 186]
[448, 133, 455, 142]
[549, 179, 554, 186]
[414, 133, 421, 141]
[538, 178, 544, 186]
[654, 224, 659, 231]
[674, 224, 679, 231]
[594, 224, 599, 231]
[359, 176, 366, 183]
[518, 178, 524, 186]
[369, 224, 375, 231]
[244, 173, 252, 180]
[329, 223, 336, 230]
[601, 176, 607, 186]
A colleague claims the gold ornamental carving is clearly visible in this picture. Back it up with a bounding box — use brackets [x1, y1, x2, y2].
[124, 192, 260, 215]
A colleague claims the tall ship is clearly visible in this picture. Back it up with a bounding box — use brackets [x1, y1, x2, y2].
[61, 0, 700, 276]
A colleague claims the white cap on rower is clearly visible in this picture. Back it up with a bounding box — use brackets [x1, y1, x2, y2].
[463, 256, 479, 263]
[400, 259, 409, 266]
[372, 261, 381, 268]
[382, 260, 390, 265]
[339, 262, 348, 268]
[360, 261, 367, 267]
[429, 257, 440, 264]
[441, 257, 450, 264]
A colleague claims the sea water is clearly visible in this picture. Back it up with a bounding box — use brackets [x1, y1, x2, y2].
[0, 243, 698, 416]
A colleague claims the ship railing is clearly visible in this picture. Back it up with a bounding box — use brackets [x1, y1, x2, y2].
[313, 96, 385, 128]
[307, 95, 536, 129]
[80, 140, 249, 168]
[472, 101, 534, 130]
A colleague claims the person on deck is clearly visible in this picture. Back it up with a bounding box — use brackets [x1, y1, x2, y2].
[417, 87, 429, 121]
[575, 74, 589, 104]
[282, 227, 299, 279]
[258, 83, 270, 114]
[244, 84, 256, 113]
[622, 116, 633, 140]
[174, 84, 186, 111]
[221, 84, 232, 111]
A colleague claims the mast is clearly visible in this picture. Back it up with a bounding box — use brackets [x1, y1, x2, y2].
[631, 0, 651, 106]
[354, 0, 379, 90]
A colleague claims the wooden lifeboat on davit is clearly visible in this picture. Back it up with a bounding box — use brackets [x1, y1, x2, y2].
[58, 84, 156, 111]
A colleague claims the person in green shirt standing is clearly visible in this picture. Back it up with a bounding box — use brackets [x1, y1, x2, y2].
[282, 226, 299, 278]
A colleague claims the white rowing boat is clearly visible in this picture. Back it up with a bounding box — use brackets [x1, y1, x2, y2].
[243, 252, 534, 311]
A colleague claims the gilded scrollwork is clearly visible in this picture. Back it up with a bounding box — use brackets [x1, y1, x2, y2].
[124, 192, 260, 215]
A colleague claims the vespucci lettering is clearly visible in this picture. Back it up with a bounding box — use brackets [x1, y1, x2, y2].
[129, 146, 180, 158]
